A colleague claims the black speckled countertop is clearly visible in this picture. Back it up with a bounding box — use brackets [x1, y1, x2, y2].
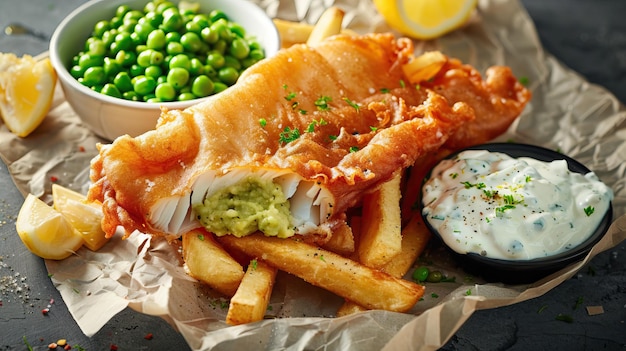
[1, 1, 624, 350]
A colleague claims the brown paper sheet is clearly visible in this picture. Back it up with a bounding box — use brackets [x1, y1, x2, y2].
[1, 0, 625, 350]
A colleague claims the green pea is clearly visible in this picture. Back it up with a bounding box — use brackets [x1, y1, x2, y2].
[123, 91, 140, 101]
[101, 83, 122, 98]
[78, 54, 104, 69]
[147, 29, 166, 50]
[110, 16, 123, 29]
[209, 9, 228, 23]
[133, 75, 157, 96]
[185, 21, 202, 35]
[192, 14, 210, 29]
[129, 64, 144, 77]
[206, 52, 225, 68]
[157, 75, 167, 84]
[223, 55, 241, 70]
[180, 32, 202, 52]
[144, 65, 162, 79]
[83, 66, 106, 86]
[123, 10, 143, 23]
[134, 22, 155, 42]
[115, 5, 130, 18]
[156, 1, 176, 14]
[155, 82, 176, 101]
[169, 54, 191, 70]
[103, 57, 122, 77]
[218, 66, 238, 85]
[137, 49, 164, 67]
[191, 75, 214, 97]
[167, 67, 190, 89]
[88, 39, 107, 56]
[426, 270, 443, 283]
[118, 22, 135, 34]
[228, 23, 246, 38]
[213, 81, 228, 94]
[241, 57, 258, 69]
[412, 266, 430, 282]
[165, 31, 181, 43]
[146, 97, 162, 103]
[189, 57, 204, 75]
[200, 27, 218, 44]
[178, 92, 196, 101]
[229, 37, 250, 60]
[70, 65, 85, 79]
[166, 42, 184, 55]
[93, 20, 110, 38]
[249, 49, 265, 61]
[113, 72, 133, 92]
[115, 50, 136, 67]
[161, 8, 183, 32]
[113, 32, 133, 51]
[142, 93, 157, 102]
[212, 39, 227, 54]
[204, 65, 217, 78]
[144, 11, 163, 28]
[101, 29, 118, 47]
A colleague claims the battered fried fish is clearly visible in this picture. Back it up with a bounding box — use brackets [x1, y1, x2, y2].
[88, 33, 529, 242]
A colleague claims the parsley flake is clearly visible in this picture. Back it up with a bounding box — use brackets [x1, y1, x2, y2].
[315, 95, 332, 111]
[279, 126, 301, 144]
[259, 118, 267, 128]
[380, 88, 390, 93]
[343, 97, 360, 112]
[349, 146, 359, 153]
[584, 206, 595, 216]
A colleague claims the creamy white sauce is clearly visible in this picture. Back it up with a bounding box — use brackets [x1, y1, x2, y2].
[421, 150, 613, 260]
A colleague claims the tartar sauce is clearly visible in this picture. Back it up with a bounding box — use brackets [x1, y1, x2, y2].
[421, 150, 613, 260]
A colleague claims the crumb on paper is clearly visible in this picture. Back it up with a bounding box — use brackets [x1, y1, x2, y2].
[586, 305, 604, 315]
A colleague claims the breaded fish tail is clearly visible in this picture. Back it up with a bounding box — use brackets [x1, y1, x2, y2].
[88, 33, 529, 241]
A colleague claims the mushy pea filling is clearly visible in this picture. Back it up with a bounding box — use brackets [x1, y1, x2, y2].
[193, 176, 295, 238]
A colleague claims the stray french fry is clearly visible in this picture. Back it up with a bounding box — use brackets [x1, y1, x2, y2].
[381, 214, 432, 277]
[226, 259, 277, 325]
[322, 221, 355, 256]
[337, 213, 432, 317]
[307, 7, 345, 45]
[402, 51, 448, 84]
[219, 234, 424, 312]
[182, 230, 244, 297]
[357, 173, 403, 269]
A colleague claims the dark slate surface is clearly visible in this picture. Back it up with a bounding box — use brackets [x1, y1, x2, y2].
[1, 1, 624, 350]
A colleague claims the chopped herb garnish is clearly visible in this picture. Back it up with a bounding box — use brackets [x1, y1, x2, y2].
[380, 87, 390, 93]
[370, 126, 378, 132]
[462, 181, 486, 189]
[291, 101, 299, 109]
[285, 92, 297, 101]
[555, 314, 574, 323]
[259, 118, 267, 128]
[495, 204, 516, 215]
[299, 109, 307, 115]
[279, 126, 301, 144]
[250, 259, 258, 271]
[343, 97, 360, 112]
[328, 135, 337, 141]
[23, 336, 33, 351]
[503, 194, 518, 205]
[525, 175, 532, 182]
[399, 79, 406, 88]
[431, 293, 439, 298]
[465, 289, 472, 296]
[320, 254, 326, 262]
[573, 296, 584, 310]
[483, 189, 497, 198]
[584, 206, 595, 216]
[197, 234, 205, 241]
[537, 305, 548, 314]
[415, 84, 421, 90]
[349, 146, 359, 153]
[315, 95, 332, 111]
[449, 172, 458, 179]
[306, 118, 327, 133]
[519, 76, 529, 86]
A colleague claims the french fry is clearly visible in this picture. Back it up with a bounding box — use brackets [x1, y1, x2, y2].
[357, 173, 403, 269]
[226, 259, 277, 325]
[322, 221, 355, 256]
[182, 229, 244, 297]
[337, 213, 432, 317]
[402, 51, 448, 84]
[219, 234, 424, 312]
[307, 7, 345, 46]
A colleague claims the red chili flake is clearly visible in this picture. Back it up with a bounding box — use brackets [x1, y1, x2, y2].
[42, 308, 50, 315]
[144, 333, 153, 340]
[50, 176, 58, 182]
[110, 344, 118, 351]
[78, 146, 86, 152]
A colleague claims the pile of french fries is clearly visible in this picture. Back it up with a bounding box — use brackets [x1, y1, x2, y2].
[181, 7, 440, 326]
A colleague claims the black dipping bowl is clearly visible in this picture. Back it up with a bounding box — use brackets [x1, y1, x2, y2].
[420, 143, 613, 284]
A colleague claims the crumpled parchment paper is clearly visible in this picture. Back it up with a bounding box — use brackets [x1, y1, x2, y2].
[1, 0, 625, 350]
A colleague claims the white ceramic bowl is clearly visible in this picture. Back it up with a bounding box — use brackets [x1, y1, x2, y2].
[50, 0, 280, 141]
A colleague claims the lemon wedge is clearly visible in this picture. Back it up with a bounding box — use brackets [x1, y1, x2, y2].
[374, 0, 478, 40]
[16, 194, 84, 260]
[0, 53, 57, 137]
[52, 184, 109, 251]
